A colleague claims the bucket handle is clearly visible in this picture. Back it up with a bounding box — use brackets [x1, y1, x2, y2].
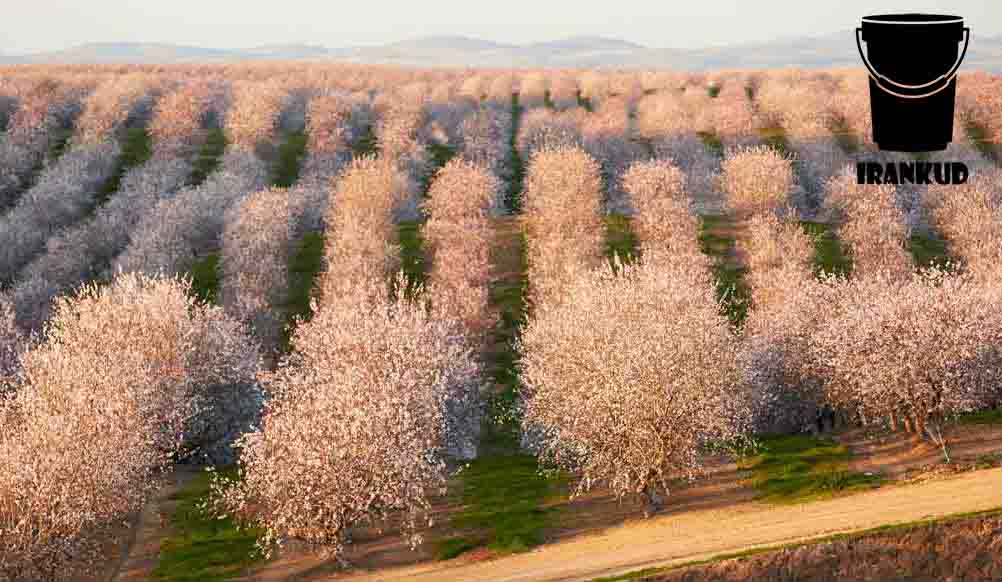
[856, 27, 970, 99]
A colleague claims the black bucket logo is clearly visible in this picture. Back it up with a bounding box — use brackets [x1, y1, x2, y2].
[856, 14, 970, 152]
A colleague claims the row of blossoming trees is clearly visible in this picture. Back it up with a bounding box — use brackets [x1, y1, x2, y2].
[1, 66, 1001, 577]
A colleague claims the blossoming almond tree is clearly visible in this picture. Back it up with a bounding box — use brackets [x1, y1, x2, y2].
[12, 80, 224, 331]
[927, 168, 1002, 281]
[0, 79, 84, 209]
[620, 159, 707, 273]
[811, 271, 1002, 459]
[720, 145, 798, 220]
[423, 158, 501, 338]
[318, 156, 414, 305]
[824, 169, 914, 282]
[220, 188, 293, 359]
[459, 104, 512, 182]
[0, 76, 155, 279]
[581, 98, 649, 213]
[213, 291, 480, 561]
[0, 273, 259, 581]
[519, 261, 749, 515]
[522, 146, 605, 309]
[740, 214, 833, 433]
[213, 154, 483, 560]
[518, 108, 585, 164]
[114, 81, 288, 277]
[0, 295, 22, 397]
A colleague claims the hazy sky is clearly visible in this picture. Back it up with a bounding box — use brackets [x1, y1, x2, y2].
[3, 0, 999, 54]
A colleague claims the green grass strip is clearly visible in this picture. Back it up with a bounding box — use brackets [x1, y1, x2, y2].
[189, 128, 227, 188]
[697, 131, 724, 158]
[697, 214, 751, 326]
[421, 141, 457, 193]
[351, 122, 379, 158]
[543, 90, 556, 110]
[800, 221, 851, 277]
[271, 130, 307, 188]
[605, 212, 639, 267]
[438, 453, 563, 560]
[487, 229, 528, 404]
[395, 219, 425, 299]
[281, 231, 325, 350]
[92, 127, 153, 210]
[908, 232, 953, 271]
[189, 253, 220, 305]
[739, 434, 882, 505]
[153, 468, 263, 582]
[964, 122, 999, 162]
[508, 94, 526, 212]
[758, 126, 791, 157]
[958, 408, 1002, 426]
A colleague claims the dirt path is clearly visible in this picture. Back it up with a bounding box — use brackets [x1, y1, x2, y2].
[329, 467, 1002, 582]
[111, 467, 200, 582]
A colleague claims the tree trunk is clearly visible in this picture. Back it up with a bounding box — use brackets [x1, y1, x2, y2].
[888, 411, 898, 432]
[642, 484, 664, 518]
[822, 408, 834, 433]
[913, 415, 927, 443]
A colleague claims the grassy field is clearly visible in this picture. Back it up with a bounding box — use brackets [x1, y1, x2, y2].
[153, 468, 262, 582]
[93, 127, 153, 210]
[605, 212, 639, 266]
[507, 94, 525, 211]
[959, 408, 1002, 426]
[282, 231, 325, 349]
[909, 232, 953, 271]
[271, 129, 307, 188]
[438, 446, 564, 560]
[800, 221, 851, 277]
[698, 214, 750, 326]
[188, 253, 221, 304]
[757, 126, 791, 157]
[697, 130, 724, 157]
[740, 434, 882, 504]
[188, 128, 227, 187]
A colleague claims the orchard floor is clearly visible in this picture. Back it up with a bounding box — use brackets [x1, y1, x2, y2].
[197, 422, 1002, 582]
[111, 468, 200, 582]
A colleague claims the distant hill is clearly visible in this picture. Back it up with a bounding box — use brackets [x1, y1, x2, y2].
[7, 42, 234, 64]
[4, 34, 1002, 71]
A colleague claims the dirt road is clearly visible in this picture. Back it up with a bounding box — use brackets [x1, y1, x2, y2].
[330, 467, 1002, 582]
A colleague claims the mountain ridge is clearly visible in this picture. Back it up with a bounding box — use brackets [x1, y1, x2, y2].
[4, 33, 1002, 71]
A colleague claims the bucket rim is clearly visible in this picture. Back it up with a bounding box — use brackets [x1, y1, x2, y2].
[862, 13, 963, 25]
